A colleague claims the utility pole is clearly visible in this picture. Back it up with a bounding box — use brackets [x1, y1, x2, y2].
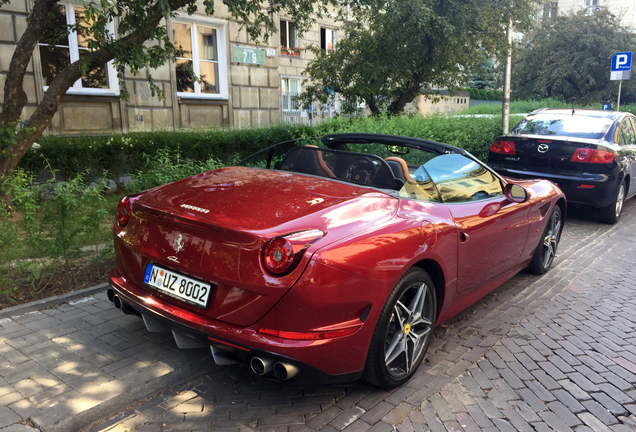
[502, 18, 513, 134]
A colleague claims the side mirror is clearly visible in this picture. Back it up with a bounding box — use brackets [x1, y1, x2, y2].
[504, 183, 528, 203]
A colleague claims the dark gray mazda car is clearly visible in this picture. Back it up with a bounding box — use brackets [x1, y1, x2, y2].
[488, 108, 636, 224]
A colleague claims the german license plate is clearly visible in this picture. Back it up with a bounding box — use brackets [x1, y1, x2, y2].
[143, 264, 211, 308]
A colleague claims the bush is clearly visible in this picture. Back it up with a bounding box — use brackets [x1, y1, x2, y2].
[18, 125, 313, 186]
[127, 148, 224, 193]
[16, 115, 521, 188]
[466, 88, 503, 101]
[0, 166, 111, 265]
[312, 114, 522, 161]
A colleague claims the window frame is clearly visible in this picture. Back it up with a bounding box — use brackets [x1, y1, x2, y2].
[38, 2, 119, 96]
[320, 27, 337, 53]
[172, 14, 228, 100]
[280, 19, 298, 52]
[281, 76, 302, 112]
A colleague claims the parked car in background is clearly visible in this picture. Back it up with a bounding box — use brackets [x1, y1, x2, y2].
[488, 108, 636, 224]
[108, 133, 565, 389]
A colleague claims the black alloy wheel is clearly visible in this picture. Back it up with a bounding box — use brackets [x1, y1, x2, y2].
[363, 268, 437, 388]
[527, 205, 562, 275]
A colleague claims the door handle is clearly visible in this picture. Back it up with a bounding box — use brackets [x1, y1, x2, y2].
[460, 232, 470, 243]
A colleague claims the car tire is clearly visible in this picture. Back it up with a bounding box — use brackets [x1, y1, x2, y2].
[363, 268, 437, 389]
[526, 205, 562, 275]
[599, 180, 625, 225]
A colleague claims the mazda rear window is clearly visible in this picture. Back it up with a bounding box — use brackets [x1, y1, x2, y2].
[511, 114, 613, 140]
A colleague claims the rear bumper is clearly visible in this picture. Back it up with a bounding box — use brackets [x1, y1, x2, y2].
[493, 167, 618, 208]
[108, 267, 370, 383]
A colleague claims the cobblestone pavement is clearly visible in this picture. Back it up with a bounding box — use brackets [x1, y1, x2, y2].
[1, 201, 635, 432]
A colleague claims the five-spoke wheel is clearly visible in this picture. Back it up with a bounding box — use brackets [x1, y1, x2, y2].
[527, 205, 562, 274]
[364, 268, 437, 388]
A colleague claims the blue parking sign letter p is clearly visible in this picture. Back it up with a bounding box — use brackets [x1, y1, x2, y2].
[616, 54, 629, 69]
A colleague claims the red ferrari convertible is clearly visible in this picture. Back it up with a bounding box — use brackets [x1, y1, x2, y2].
[108, 133, 565, 388]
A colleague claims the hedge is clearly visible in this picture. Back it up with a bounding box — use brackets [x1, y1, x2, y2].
[19, 114, 522, 183]
[20, 124, 312, 184]
[465, 88, 503, 101]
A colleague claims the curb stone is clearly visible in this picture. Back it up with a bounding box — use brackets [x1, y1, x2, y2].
[0, 282, 109, 319]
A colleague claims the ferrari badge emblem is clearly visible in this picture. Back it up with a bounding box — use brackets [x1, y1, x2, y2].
[173, 234, 184, 254]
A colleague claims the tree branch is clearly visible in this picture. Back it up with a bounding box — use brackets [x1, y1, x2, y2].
[0, 0, 60, 127]
[0, 0, 190, 180]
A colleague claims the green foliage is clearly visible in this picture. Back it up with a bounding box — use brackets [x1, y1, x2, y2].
[299, 0, 537, 115]
[470, 58, 498, 90]
[15, 259, 42, 298]
[466, 89, 503, 101]
[460, 99, 636, 116]
[18, 125, 312, 186]
[461, 98, 600, 115]
[0, 166, 112, 265]
[513, 10, 636, 104]
[311, 114, 521, 161]
[0, 122, 36, 161]
[127, 148, 224, 192]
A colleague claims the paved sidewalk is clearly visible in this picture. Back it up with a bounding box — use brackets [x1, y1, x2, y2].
[0, 201, 634, 432]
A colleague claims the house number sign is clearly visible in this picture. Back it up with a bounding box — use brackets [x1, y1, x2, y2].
[233, 46, 265, 65]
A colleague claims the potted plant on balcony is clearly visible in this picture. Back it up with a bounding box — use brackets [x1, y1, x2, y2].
[281, 46, 302, 56]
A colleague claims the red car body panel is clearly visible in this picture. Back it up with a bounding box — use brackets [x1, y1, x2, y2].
[109, 138, 566, 381]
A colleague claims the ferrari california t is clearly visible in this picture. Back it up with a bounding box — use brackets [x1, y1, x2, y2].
[108, 133, 565, 388]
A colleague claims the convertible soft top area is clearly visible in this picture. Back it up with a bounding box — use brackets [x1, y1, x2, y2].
[321, 133, 465, 155]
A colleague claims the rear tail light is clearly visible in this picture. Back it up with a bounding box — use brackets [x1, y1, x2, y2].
[490, 140, 516, 155]
[116, 196, 132, 227]
[262, 229, 324, 275]
[116, 194, 144, 227]
[570, 148, 615, 164]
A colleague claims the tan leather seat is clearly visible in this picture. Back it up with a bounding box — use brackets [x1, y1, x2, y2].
[305, 145, 336, 178]
[384, 157, 409, 183]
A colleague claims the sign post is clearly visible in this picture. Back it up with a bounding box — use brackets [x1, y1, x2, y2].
[610, 52, 632, 111]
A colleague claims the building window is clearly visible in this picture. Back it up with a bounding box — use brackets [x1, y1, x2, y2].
[38, 3, 117, 94]
[542, 1, 558, 19]
[585, 0, 599, 6]
[280, 20, 297, 53]
[320, 28, 336, 53]
[282, 77, 301, 111]
[173, 19, 227, 98]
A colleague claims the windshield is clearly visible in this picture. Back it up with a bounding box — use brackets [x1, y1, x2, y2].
[511, 114, 613, 140]
[237, 138, 503, 203]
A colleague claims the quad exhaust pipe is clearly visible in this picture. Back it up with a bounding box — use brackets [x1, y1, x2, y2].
[274, 362, 300, 381]
[107, 287, 301, 380]
[249, 357, 300, 381]
[250, 357, 274, 376]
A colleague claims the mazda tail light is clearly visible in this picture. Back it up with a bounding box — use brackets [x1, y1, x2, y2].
[262, 229, 324, 275]
[570, 148, 615, 164]
[490, 140, 516, 155]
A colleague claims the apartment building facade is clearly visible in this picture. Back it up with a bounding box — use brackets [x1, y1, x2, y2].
[543, 0, 636, 28]
[0, 0, 339, 135]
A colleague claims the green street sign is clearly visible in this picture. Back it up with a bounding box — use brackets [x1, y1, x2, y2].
[233, 46, 265, 65]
